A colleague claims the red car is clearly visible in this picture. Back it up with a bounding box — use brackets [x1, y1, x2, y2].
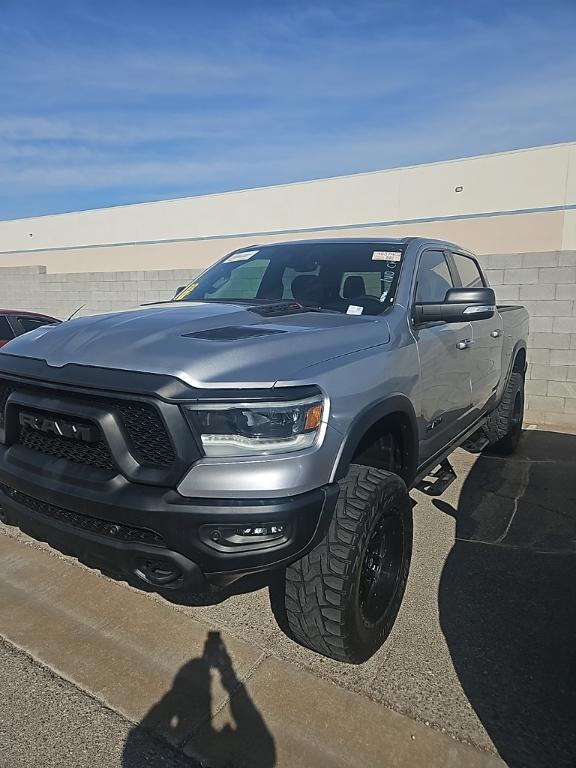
[0, 310, 60, 349]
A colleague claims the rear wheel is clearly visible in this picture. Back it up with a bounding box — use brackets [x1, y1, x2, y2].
[270, 465, 412, 663]
[482, 371, 524, 456]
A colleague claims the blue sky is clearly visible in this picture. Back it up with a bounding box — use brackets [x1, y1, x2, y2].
[0, 0, 575, 220]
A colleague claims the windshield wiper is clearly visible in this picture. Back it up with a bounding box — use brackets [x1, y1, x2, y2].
[297, 304, 342, 314]
[141, 297, 342, 314]
[140, 297, 261, 307]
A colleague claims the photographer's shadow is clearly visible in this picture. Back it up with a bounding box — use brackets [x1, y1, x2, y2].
[437, 430, 576, 768]
[122, 631, 276, 768]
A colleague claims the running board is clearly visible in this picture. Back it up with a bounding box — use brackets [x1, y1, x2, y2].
[416, 459, 457, 496]
[460, 434, 490, 453]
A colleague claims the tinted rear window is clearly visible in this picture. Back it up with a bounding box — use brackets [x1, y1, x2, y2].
[0, 316, 14, 341]
[17, 316, 58, 333]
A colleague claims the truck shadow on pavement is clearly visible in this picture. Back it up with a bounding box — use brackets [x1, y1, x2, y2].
[122, 631, 276, 768]
[437, 430, 576, 768]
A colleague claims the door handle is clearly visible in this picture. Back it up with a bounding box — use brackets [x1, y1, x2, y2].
[456, 339, 474, 350]
[490, 329, 503, 338]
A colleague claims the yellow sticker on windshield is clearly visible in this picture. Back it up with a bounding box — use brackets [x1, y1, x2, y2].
[175, 283, 198, 300]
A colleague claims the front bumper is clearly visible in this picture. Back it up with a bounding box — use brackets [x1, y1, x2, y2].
[0, 457, 338, 591]
[0, 356, 338, 593]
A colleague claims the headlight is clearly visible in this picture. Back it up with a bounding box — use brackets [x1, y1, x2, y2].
[185, 396, 325, 457]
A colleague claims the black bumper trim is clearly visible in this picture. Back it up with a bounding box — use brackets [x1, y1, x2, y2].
[0, 492, 206, 591]
[0, 467, 339, 590]
[0, 482, 165, 546]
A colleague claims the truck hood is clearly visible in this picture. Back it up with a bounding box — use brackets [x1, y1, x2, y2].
[1, 302, 391, 388]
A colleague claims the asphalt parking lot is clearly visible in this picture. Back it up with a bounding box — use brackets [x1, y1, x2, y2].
[1, 425, 575, 768]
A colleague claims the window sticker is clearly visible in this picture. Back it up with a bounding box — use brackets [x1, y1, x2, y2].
[175, 283, 197, 300]
[225, 250, 259, 263]
[372, 250, 401, 262]
[347, 305, 364, 315]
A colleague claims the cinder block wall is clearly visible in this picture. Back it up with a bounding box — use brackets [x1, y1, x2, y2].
[1, 251, 576, 428]
[476, 251, 576, 428]
[0, 266, 201, 320]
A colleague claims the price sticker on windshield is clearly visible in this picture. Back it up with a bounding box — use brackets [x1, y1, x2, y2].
[372, 250, 402, 262]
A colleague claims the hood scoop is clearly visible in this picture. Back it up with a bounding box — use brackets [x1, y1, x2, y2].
[183, 326, 287, 341]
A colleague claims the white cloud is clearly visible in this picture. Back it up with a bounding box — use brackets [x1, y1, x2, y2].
[0, 1, 574, 216]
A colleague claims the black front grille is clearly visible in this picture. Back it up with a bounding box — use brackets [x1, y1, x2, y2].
[115, 401, 175, 467]
[19, 426, 115, 471]
[0, 377, 176, 470]
[0, 482, 165, 546]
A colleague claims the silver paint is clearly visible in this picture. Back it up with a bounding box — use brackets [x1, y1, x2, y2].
[1, 237, 529, 498]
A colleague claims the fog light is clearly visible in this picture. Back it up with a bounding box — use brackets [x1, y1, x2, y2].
[200, 522, 288, 550]
[234, 524, 285, 537]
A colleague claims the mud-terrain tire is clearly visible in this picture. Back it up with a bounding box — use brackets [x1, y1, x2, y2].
[270, 465, 412, 663]
[482, 371, 524, 456]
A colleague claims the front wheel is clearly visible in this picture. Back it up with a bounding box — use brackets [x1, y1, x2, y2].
[270, 465, 412, 663]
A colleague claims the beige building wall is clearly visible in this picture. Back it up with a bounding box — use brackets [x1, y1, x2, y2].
[0, 142, 575, 273]
[0, 209, 565, 274]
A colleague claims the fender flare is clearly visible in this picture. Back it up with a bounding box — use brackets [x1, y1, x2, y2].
[502, 339, 528, 392]
[487, 338, 526, 415]
[511, 340, 528, 374]
[332, 394, 419, 484]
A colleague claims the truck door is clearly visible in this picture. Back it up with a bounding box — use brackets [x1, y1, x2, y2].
[412, 250, 474, 464]
[448, 251, 503, 414]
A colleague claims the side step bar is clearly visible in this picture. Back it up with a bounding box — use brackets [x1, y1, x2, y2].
[460, 433, 490, 454]
[416, 459, 457, 497]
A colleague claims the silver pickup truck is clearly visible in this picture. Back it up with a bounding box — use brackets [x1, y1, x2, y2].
[0, 238, 528, 663]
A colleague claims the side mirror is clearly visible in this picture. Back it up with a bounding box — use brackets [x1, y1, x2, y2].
[413, 287, 496, 325]
[173, 286, 185, 300]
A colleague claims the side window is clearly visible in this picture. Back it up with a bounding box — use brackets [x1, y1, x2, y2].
[17, 317, 57, 334]
[0, 316, 15, 341]
[205, 258, 270, 299]
[451, 253, 484, 288]
[415, 251, 454, 303]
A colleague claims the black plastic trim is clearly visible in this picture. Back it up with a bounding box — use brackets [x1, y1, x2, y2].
[1, 386, 201, 487]
[333, 394, 419, 484]
[501, 339, 528, 396]
[0, 354, 321, 404]
[0, 451, 339, 588]
[0, 353, 193, 400]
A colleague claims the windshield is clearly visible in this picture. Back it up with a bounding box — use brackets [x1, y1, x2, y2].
[174, 242, 405, 315]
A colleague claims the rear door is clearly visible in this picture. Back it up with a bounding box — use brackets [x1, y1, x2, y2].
[448, 251, 503, 413]
[413, 250, 474, 464]
[0, 316, 15, 348]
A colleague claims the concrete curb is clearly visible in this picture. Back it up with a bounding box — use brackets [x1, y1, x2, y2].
[0, 534, 504, 768]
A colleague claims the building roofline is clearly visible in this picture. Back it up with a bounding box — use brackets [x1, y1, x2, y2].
[1, 141, 575, 226]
